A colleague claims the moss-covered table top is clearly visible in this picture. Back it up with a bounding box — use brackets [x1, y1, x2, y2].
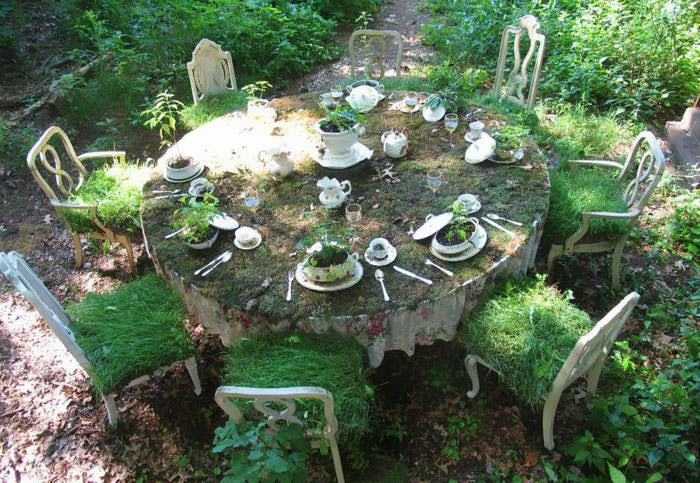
[141, 92, 549, 364]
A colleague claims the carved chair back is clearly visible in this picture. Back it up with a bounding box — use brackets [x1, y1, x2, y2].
[493, 15, 546, 109]
[349, 30, 404, 78]
[27, 126, 87, 203]
[551, 292, 639, 393]
[187, 38, 237, 104]
[618, 131, 666, 213]
[0, 251, 93, 373]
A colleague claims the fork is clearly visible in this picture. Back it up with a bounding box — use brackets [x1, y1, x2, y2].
[286, 269, 295, 301]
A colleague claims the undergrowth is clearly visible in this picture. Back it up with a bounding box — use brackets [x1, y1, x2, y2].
[179, 91, 248, 130]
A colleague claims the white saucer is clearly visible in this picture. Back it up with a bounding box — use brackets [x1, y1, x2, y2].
[364, 244, 397, 266]
[313, 143, 373, 169]
[164, 164, 204, 183]
[399, 101, 421, 114]
[430, 225, 488, 262]
[456, 193, 481, 214]
[295, 261, 363, 292]
[210, 213, 239, 231]
[319, 191, 346, 209]
[464, 133, 484, 143]
[234, 231, 262, 250]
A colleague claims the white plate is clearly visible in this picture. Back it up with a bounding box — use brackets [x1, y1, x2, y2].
[210, 213, 239, 231]
[234, 231, 262, 250]
[430, 225, 488, 262]
[456, 193, 481, 214]
[422, 105, 446, 123]
[164, 164, 204, 183]
[346, 85, 380, 113]
[399, 101, 421, 113]
[412, 212, 453, 240]
[364, 244, 397, 266]
[313, 143, 373, 169]
[465, 133, 496, 164]
[295, 261, 363, 292]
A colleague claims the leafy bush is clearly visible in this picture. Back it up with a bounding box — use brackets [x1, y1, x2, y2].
[0, 1, 24, 62]
[0, 119, 37, 172]
[666, 190, 700, 257]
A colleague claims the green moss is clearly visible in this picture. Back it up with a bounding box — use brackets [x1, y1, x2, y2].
[68, 274, 195, 395]
[223, 333, 373, 444]
[544, 166, 629, 245]
[61, 160, 153, 234]
[180, 91, 248, 130]
[457, 276, 593, 408]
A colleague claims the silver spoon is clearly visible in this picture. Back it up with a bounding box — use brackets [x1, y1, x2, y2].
[375, 269, 390, 301]
[286, 269, 294, 302]
[486, 213, 523, 227]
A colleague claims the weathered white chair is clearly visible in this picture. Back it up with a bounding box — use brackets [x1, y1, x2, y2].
[493, 15, 546, 109]
[349, 29, 404, 78]
[187, 38, 237, 104]
[547, 131, 666, 288]
[0, 251, 202, 427]
[27, 126, 136, 271]
[465, 291, 640, 450]
[215, 386, 345, 483]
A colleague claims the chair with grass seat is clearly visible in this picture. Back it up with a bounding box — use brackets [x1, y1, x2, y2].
[349, 29, 404, 78]
[546, 131, 666, 288]
[493, 15, 546, 109]
[215, 334, 374, 483]
[0, 251, 201, 427]
[458, 278, 639, 450]
[27, 126, 137, 271]
[187, 38, 237, 104]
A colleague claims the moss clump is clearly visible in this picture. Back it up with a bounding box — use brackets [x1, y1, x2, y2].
[544, 166, 629, 246]
[457, 276, 592, 408]
[61, 160, 153, 234]
[223, 333, 373, 444]
[68, 274, 194, 394]
[180, 91, 248, 130]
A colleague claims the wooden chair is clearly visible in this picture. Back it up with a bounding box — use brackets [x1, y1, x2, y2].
[464, 291, 640, 450]
[187, 38, 237, 104]
[27, 126, 136, 271]
[493, 15, 546, 109]
[0, 251, 201, 427]
[215, 386, 346, 483]
[547, 131, 666, 288]
[349, 29, 404, 78]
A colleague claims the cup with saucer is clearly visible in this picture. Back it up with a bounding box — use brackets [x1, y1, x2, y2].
[234, 226, 262, 250]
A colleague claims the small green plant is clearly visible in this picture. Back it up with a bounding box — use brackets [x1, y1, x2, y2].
[666, 190, 700, 257]
[424, 93, 446, 110]
[308, 235, 351, 268]
[439, 203, 475, 244]
[319, 105, 367, 133]
[241, 80, 273, 101]
[0, 119, 37, 172]
[171, 193, 220, 244]
[141, 90, 184, 149]
[213, 419, 312, 482]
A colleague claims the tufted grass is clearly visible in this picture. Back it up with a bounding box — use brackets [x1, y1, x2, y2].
[457, 276, 593, 408]
[68, 274, 194, 395]
[223, 333, 373, 444]
[180, 91, 248, 130]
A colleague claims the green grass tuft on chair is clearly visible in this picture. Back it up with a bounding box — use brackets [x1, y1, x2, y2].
[457, 276, 593, 408]
[543, 166, 629, 246]
[223, 333, 373, 444]
[67, 273, 195, 395]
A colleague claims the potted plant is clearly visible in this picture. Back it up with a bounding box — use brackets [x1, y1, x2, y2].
[422, 94, 448, 123]
[242, 80, 275, 122]
[317, 105, 367, 159]
[432, 203, 480, 254]
[302, 234, 359, 282]
[171, 193, 221, 249]
[164, 154, 200, 181]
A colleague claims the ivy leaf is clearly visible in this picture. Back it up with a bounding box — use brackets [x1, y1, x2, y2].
[265, 448, 290, 473]
[608, 463, 627, 483]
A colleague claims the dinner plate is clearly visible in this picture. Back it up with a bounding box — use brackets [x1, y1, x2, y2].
[295, 261, 363, 292]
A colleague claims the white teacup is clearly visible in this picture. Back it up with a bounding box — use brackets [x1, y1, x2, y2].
[320, 93, 335, 108]
[469, 121, 485, 140]
[368, 238, 389, 259]
[404, 92, 418, 108]
[190, 177, 212, 195]
[235, 226, 257, 246]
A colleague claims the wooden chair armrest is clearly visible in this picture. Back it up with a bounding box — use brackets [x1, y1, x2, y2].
[563, 210, 639, 253]
[51, 200, 98, 211]
[77, 151, 126, 163]
[569, 160, 624, 171]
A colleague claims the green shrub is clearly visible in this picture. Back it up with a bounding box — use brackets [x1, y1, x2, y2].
[68, 273, 194, 394]
[0, 1, 24, 62]
[457, 276, 593, 408]
[223, 333, 373, 444]
[666, 190, 700, 257]
[61, 159, 153, 234]
[544, 166, 630, 245]
[180, 91, 248, 130]
[0, 119, 38, 172]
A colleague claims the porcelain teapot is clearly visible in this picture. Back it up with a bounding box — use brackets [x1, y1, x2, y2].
[381, 128, 408, 159]
[258, 141, 294, 178]
[317, 176, 352, 207]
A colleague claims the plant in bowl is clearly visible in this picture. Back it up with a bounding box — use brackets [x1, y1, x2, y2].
[171, 193, 221, 249]
[303, 234, 358, 283]
[433, 203, 479, 254]
[242, 80, 274, 121]
[164, 155, 200, 181]
[317, 105, 367, 159]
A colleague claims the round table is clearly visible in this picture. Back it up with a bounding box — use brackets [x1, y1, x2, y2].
[141, 92, 549, 367]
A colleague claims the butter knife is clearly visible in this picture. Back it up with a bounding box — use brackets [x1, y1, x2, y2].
[201, 251, 232, 277]
[393, 266, 433, 285]
[480, 216, 516, 238]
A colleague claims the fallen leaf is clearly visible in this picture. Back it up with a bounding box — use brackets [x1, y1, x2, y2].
[524, 448, 540, 467]
[43, 214, 52, 224]
[373, 203, 380, 209]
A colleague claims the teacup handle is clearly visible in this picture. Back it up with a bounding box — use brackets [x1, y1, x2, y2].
[470, 217, 480, 225]
[377, 84, 385, 94]
[349, 253, 359, 262]
[426, 214, 434, 222]
[258, 150, 269, 163]
[346, 85, 353, 93]
[381, 131, 391, 143]
[340, 180, 352, 196]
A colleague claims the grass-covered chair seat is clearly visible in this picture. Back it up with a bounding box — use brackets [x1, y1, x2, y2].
[545, 131, 665, 288]
[457, 277, 639, 449]
[216, 334, 374, 482]
[0, 251, 201, 427]
[27, 126, 153, 271]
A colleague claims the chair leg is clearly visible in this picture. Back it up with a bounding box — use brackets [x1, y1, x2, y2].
[464, 355, 482, 398]
[71, 233, 84, 269]
[117, 234, 136, 272]
[585, 354, 606, 395]
[185, 356, 202, 395]
[542, 390, 563, 450]
[611, 237, 626, 289]
[328, 436, 345, 483]
[547, 244, 563, 275]
[103, 392, 118, 427]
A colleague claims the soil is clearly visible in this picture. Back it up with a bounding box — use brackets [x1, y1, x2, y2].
[310, 250, 349, 269]
[436, 221, 477, 246]
[169, 156, 193, 169]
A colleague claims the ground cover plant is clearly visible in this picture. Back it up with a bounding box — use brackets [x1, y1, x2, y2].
[67, 273, 195, 394]
[666, 190, 700, 258]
